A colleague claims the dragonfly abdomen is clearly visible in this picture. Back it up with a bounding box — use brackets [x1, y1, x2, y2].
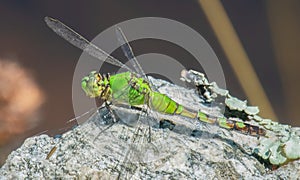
[197, 111, 266, 136]
[149, 91, 197, 118]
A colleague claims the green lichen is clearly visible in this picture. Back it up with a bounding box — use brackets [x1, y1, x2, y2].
[283, 134, 300, 160]
[181, 69, 300, 167]
[244, 106, 259, 115]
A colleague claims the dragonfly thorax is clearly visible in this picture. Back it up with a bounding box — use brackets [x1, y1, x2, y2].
[81, 71, 111, 99]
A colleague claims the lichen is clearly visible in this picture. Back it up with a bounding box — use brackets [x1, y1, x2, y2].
[181, 69, 300, 166]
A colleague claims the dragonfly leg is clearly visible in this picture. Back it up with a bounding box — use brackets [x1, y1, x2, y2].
[93, 101, 119, 143]
[104, 101, 118, 123]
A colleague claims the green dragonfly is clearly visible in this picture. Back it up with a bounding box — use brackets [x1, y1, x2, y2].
[44, 17, 267, 178]
[45, 17, 266, 136]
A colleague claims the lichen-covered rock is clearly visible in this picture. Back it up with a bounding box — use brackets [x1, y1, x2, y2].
[253, 128, 300, 166]
[181, 69, 300, 167]
[0, 74, 299, 179]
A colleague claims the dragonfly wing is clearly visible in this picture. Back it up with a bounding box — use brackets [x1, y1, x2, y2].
[115, 27, 146, 78]
[115, 27, 159, 91]
[44, 17, 132, 72]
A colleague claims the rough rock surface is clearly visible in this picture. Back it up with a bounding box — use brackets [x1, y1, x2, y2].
[0, 77, 299, 179]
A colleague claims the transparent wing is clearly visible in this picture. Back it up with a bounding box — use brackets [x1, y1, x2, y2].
[44, 17, 132, 72]
[115, 27, 146, 78]
[115, 27, 160, 92]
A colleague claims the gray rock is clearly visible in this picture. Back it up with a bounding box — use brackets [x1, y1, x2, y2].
[0, 77, 299, 179]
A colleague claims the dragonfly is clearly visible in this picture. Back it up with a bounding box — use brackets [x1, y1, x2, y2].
[44, 17, 266, 177]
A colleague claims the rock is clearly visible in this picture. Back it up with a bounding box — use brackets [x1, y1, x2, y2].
[0, 76, 299, 179]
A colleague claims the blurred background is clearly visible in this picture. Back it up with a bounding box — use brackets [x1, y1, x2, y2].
[0, 0, 299, 165]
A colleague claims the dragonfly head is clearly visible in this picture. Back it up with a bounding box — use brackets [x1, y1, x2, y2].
[81, 71, 107, 98]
